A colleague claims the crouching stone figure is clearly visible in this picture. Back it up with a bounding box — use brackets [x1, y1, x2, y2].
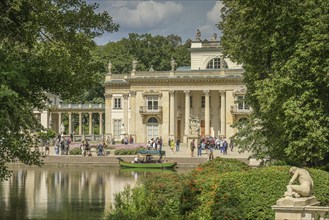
[284, 166, 314, 198]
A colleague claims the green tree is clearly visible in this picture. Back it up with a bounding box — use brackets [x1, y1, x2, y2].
[220, 1, 329, 166]
[93, 33, 191, 74]
[0, 0, 118, 181]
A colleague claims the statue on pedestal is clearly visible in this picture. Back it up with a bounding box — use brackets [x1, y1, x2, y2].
[284, 167, 314, 198]
[108, 61, 112, 73]
[132, 59, 138, 72]
[170, 58, 177, 71]
[195, 29, 201, 41]
[211, 33, 217, 41]
[60, 122, 65, 135]
[189, 115, 200, 136]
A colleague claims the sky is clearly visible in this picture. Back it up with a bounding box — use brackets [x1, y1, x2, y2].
[88, 0, 223, 45]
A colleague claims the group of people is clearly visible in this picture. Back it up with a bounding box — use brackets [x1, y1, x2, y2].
[146, 137, 163, 151]
[54, 135, 71, 156]
[80, 140, 106, 157]
[189, 136, 233, 159]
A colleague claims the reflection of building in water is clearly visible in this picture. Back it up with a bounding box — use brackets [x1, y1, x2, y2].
[0, 167, 139, 219]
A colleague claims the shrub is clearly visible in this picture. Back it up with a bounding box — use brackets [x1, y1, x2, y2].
[211, 166, 329, 220]
[180, 158, 251, 219]
[69, 147, 81, 155]
[114, 146, 146, 155]
[107, 174, 186, 220]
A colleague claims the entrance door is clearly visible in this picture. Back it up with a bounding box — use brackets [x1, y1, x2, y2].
[147, 117, 159, 141]
[177, 120, 181, 140]
[200, 120, 205, 137]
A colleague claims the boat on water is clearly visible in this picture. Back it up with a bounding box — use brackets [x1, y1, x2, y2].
[117, 150, 177, 169]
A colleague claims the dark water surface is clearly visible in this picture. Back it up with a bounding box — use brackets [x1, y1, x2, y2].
[0, 166, 189, 220]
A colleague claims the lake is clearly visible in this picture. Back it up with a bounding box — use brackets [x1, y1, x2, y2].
[0, 166, 190, 220]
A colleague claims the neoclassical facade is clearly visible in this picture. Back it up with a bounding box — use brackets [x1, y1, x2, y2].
[104, 39, 251, 144]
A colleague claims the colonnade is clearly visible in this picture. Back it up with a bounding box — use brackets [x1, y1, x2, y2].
[170, 90, 227, 139]
[54, 112, 104, 135]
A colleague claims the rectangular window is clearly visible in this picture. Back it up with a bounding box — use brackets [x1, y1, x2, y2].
[113, 119, 122, 139]
[114, 98, 121, 109]
[190, 96, 193, 108]
[237, 96, 249, 110]
[201, 96, 205, 108]
[147, 96, 159, 111]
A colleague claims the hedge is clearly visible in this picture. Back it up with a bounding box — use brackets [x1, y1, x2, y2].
[211, 166, 329, 220]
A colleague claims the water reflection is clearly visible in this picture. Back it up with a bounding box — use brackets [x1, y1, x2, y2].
[0, 166, 180, 220]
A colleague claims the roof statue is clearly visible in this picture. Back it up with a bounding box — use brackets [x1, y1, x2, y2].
[284, 167, 314, 198]
[108, 61, 112, 73]
[195, 29, 201, 41]
[132, 59, 138, 72]
[211, 33, 217, 41]
[170, 58, 177, 71]
[149, 65, 154, 72]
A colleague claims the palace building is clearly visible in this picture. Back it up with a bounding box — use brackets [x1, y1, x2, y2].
[35, 33, 251, 144]
[104, 34, 251, 145]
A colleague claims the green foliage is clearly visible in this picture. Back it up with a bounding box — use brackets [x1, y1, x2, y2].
[212, 166, 329, 220]
[107, 158, 329, 220]
[0, 0, 118, 181]
[114, 147, 146, 155]
[93, 33, 191, 74]
[69, 147, 81, 155]
[220, 0, 329, 166]
[108, 174, 185, 220]
[37, 129, 56, 141]
[180, 158, 250, 219]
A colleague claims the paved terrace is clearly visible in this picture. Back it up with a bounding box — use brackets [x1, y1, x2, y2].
[39, 144, 252, 168]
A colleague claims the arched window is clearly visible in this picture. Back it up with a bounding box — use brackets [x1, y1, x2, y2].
[147, 117, 158, 141]
[206, 58, 227, 69]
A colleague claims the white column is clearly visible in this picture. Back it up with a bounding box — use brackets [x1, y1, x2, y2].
[123, 94, 129, 134]
[169, 90, 175, 138]
[220, 91, 226, 137]
[130, 91, 137, 141]
[68, 112, 72, 135]
[99, 112, 103, 135]
[88, 112, 92, 135]
[58, 113, 62, 134]
[204, 90, 210, 136]
[105, 94, 112, 137]
[78, 112, 82, 135]
[184, 90, 190, 142]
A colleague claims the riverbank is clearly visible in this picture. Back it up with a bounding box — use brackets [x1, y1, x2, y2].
[25, 145, 251, 168]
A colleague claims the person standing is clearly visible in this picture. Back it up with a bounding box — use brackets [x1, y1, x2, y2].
[190, 139, 196, 157]
[223, 138, 228, 155]
[97, 141, 104, 156]
[170, 139, 175, 154]
[197, 139, 202, 157]
[176, 138, 180, 152]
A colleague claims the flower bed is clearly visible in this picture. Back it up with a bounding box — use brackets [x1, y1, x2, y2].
[113, 144, 147, 155]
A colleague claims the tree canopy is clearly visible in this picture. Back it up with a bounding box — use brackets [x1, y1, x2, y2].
[220, 0, 329, 166]
[0, 0, 118, 180]
[73, 33, 191, 104]
[93, 33, 191, 75]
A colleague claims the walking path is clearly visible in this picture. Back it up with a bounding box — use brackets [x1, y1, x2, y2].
[40, 143, 252, 168]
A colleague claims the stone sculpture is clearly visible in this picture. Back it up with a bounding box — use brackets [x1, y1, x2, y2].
[132, 59, 138, 72]
[284, 167, 314, 198]
[189, 115, 200, 136]
[170, 58, 177, 71]
[108, 61, 112, 73]
[195, 29, 201, 41]
[211, 33, 217, 41]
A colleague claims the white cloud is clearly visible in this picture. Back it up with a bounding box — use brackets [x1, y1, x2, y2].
[207, 1, 224, 24]
[112, 1, 183, 29]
